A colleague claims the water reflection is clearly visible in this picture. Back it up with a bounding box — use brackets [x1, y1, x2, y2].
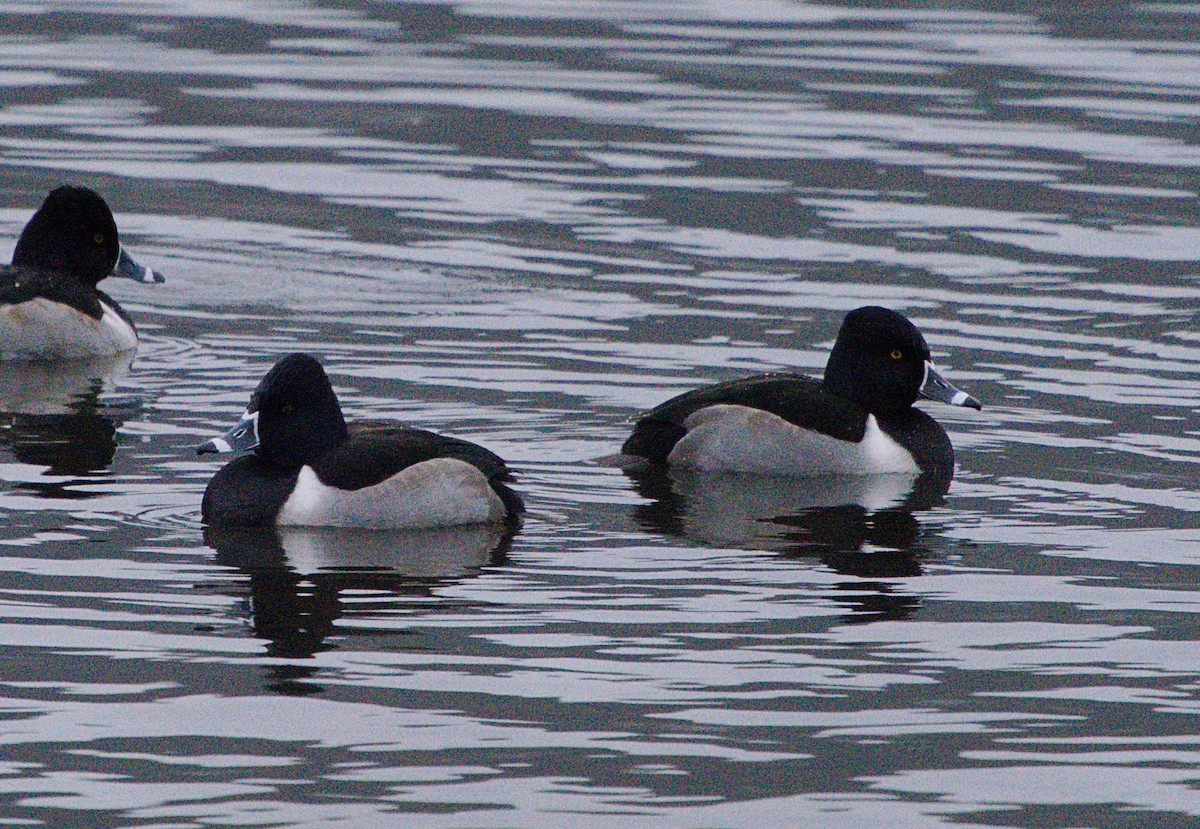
[0, 356, 132, 486]
[206, 523, 515, 693]
[627, 465, 947, 618]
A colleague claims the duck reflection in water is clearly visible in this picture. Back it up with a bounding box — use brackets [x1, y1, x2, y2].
[626, 466, 948, 621]
[0, 355, 133, 491]
[627, 463, 947, 589]
[206, 522, 516, 694]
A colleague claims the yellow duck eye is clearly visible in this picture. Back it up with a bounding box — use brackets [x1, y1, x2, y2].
[890, 349, 903, 360]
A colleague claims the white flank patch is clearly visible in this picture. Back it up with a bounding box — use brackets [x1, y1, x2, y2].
[668, 404, 920, 476]
[276, 457, 507, 529]
[0, 298, 136, 360]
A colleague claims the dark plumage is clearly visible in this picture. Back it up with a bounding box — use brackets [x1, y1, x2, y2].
[200, 353, 522, 528]
[622, 306, 980, 477]
[623, 374, 864, 459]
[0, 186, 161, 360]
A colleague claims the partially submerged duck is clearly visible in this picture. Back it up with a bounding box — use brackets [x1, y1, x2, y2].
[621, 306, 980, 480]
[199, 353, 523, 529]
[1, 186, 162, 361]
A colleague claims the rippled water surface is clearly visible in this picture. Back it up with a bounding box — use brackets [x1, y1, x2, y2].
[1, 1, 1200, 826]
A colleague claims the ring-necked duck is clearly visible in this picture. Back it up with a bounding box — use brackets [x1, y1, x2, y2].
[1, 186, 162, 361]
[620, 306, 980, 478]
[198, 353, 523, 529]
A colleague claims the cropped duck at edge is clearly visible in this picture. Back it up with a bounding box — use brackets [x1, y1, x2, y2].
[1, 186, 163, 361]
[199, 353, 524, 529]
[621, 306, 981, 480]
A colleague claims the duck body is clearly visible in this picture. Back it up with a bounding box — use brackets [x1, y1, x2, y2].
[200, 354, 522, 530]
[0, 268, 137, 360]
[0, 186, 161, 361]
[622, 307, 979, 479]
[204, 425, 520, 529]
[625, 373, 945, 476]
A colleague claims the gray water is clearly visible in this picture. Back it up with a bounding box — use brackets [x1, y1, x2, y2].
[0, 1, 1198, 826]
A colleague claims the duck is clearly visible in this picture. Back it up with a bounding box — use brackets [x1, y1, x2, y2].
[620, 306, 980, 479]
[198, 353, 524, 529]
[1, 185, 162, 361]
